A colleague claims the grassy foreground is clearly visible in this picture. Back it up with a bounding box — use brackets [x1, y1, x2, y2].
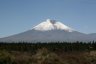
[0, 42, 96, 64]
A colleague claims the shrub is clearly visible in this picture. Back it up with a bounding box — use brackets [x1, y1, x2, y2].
[0, 50, 15, 64]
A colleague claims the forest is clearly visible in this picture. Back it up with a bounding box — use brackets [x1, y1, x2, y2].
[0, 41, 96, 64]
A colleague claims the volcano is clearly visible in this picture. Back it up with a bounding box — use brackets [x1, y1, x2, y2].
[0, 19, 95, 42]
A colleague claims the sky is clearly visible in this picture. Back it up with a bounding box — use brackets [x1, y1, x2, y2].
[0, 0, 96, 38]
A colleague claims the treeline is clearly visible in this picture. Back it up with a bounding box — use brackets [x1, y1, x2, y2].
[0, 41, 96, 53]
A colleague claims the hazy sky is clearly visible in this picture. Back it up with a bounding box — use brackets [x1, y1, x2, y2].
[0, 0, 96, 38]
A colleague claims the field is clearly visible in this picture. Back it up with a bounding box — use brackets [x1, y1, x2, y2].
[0, 42, 96, 64]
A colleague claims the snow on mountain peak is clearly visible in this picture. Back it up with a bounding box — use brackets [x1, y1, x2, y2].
[32, 19, 74, 32]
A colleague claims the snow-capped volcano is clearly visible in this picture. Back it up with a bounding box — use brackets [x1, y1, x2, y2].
[33, 19, 73, 32]
[0, 19, 96, 42]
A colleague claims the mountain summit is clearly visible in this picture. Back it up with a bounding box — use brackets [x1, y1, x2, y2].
[33, 19, 73, 32]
